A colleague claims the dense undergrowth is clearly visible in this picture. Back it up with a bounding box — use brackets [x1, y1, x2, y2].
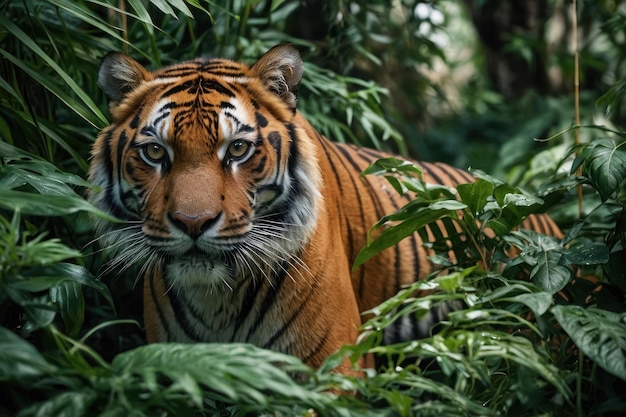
[1, 1, 625, 416]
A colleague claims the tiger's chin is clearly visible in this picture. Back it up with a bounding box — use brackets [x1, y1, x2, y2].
[164, 253, 235, 293]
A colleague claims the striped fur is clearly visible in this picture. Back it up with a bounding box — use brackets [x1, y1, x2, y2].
[89, 45, 562, 372]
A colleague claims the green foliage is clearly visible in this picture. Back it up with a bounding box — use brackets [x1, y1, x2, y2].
[574, 137, 626, 201]
[552, 306, 626, 381]
[353, 133, 626, 414]
[1, 0, 626, 416]
[0, 330, 372, 417]
[0, 143, 114, 339]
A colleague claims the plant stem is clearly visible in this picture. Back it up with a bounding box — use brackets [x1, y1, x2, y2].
[573, 0, 583, 218]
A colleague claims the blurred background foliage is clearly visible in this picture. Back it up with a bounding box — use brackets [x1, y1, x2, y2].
[1, 0, 626, 415]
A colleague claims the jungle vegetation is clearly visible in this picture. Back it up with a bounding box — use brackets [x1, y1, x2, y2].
[1, 0, 625, 415]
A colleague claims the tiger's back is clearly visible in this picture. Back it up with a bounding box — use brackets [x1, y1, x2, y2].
[90, 45, 561, 372]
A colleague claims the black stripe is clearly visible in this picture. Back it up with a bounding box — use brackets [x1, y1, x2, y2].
[245, 262, 290, 342]
[286, 124, 299, 180]
[356, 146, 388, 161]
[256, 112, 268, 127]
[165, 287, 202, 341]
[420, 161, 446, 185]
[161, 81, 195, 98]
[266, 131, 282, 185]
[148, 267, 176, 342]
[234, 280, 261, 332]
[335, 143, 400, 295]
[160, 63, 203, 75]
[204, 80, 236, 97]
[436, 163, 472, 185]
[301, 327, 331, 365]
[115, 130, 129, 214]
[321, 141, 368, 298]
[262, 275, 319, 350]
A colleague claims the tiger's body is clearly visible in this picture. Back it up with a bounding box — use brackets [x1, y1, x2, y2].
[90, 45, 561, 373]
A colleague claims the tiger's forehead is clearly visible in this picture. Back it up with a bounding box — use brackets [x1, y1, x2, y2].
[126, 57, 274, 154]
[138, 93, 257, 160]
[139, 59, 258, 134]
[152, 57, 253, 81]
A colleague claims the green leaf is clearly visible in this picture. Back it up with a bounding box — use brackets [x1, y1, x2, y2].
[28, 263, 114, 308]
[502, 192, 544, 208]
[579, 138, 626, 200]
[552, 305, 626, 380]
[153, 0, 194, 18]
[353, 208, 452, 268]
[111, 343, 321, 409]
[0, 189, 118, 221]
[433, 266, 478, 291]
[428, 200, 467, 211]
[127, 0, 156, 26]
[511, 292, 553, 316]
[20, 390, 98, 417]
[564, 241, 610, 266]
[0, 157, 92, 194]
[0, 15, 108, 128]
[530, 250, 571, 294]
[457, 179, 494, 215]
[0, 326, 56, 379]
[361, 157, 422, 177]
[50, 281, 85, 338]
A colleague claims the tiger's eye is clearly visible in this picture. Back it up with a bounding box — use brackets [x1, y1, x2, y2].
[143, 143, 166, 162]
[227, 140, 251, 159]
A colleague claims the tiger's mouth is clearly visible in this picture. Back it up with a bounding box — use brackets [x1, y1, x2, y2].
[177, 246, 228, 263]
[163, 244, 238, 289]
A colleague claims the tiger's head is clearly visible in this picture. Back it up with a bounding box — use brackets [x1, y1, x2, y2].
[89, 45, 321, 291]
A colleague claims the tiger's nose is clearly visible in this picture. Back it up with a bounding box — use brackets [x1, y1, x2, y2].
[168, 211, 222, 239]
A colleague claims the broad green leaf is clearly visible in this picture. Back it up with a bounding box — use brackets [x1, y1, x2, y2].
[579, 138, 626, 200]
[361, 157, 422, 177]
[20, 390, 98, 417]
[511, 292, 553, 316]
[457, 179, 494, 215]
[502, 193, 544, 208]
[7, 275, 79, 292]
[552, 305, 626, 380]
[428, 200, 467, 211]
[0, 163, 89, 196]
[493, 184, 520, 205]
[561, 219, 586, 246]
[433, 266, 478, 291]
[478, 281, 552, 316]
[112, 343, 320, 409]
[0, 142, 90, 186]
[0, 326, 56, 379]
[354, 208, 452, 268]
[530, 250, 571, 294]
[564, 241, 610, 266]
[26, 263, 114, 308]
[50, 281, 85, 338]
[0, 189, 118, 221]
[5, 289, 58, 330]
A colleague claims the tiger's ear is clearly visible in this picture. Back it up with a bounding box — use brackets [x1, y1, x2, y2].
[98, 52, 152, 102]
[251, 44, 304, 111]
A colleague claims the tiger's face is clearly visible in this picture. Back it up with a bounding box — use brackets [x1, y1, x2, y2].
[90, 45, 321, 291]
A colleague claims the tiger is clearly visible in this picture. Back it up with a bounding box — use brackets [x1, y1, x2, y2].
[89, 44, 562, 374]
